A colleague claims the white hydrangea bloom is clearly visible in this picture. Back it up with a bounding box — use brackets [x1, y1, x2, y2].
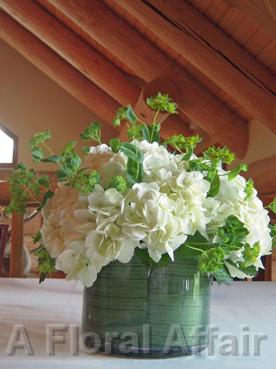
[169, 171, 210, 236]
[119, 182, 190, 262]
[207, 172, 272, 273]
[40, 139, 273, 286]
[134, 140, 180, 187]
[84, 144, 127, 187]
[56, 244, 97, 288]
[41, 185, 95, 258]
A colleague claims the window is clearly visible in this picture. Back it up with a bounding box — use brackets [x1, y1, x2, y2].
[0, 125, 18, 168]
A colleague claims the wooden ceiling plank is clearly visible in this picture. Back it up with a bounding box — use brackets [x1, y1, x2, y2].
[40, 0, 249, 157]
[0, 0, 198, 144]
[130, 0, 276, 133]
[221, 0, 276, 38]
[0, 10, 120, 135]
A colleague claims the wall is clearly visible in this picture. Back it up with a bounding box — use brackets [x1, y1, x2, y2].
[0, 39, 115, 174]
[243, 119, 276, 164]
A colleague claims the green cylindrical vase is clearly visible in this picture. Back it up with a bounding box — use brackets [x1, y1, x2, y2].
[82, 253, 210, 358]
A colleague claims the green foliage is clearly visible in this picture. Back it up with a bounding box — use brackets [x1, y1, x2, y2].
[213, 267, 233, 285]
[72, 170, 100, 194]
[82, 146, 91, 155]
[110, 176, 128, 193]
[120, 143, 143, 185]
[142, 124, 160, 143]
[198, 247, 225, 273]
[204, 146, 235, 165]
[29, 130, 52, 163]
[267, 197, 276, 214]
[242, 242, 260, 267]
[270, 224, 276, 248]
[165, 134, 201, 154]
[109, 138, 121, 153]
[126, 105, 137, 124]
[217, 215, 249, 252]
[80, 122, 101, 143]
[207, 173, 220, 198]
[228, 163, 248, 180]
[244, 178, 254, 200]
[112, 106, 127, 127]
[32, 231, 42, 244]
[38, 191, 54, 211]
[147, 92, 177, 114]
[32, 245, 56, 283]
[127, 123, 143, 140]
[6, 163, 51, 214]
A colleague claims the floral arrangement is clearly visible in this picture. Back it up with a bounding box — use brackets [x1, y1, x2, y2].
[7, 94, 276, 286]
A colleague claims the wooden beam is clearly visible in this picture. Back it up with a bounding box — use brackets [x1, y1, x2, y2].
[0, 0, 139, 106]
[10, 213, 24, 277]
[37, 0, 249, 158]
[0, 11, 121, 133]
[0, 181, 10, 206]
[0, 3, 196, 148]
[221, 0, 276, 38]
[110, 0, 276, 134]
[245, 155, 276, 194]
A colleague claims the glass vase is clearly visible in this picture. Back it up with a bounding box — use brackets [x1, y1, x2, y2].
[82, 252, 211, 358]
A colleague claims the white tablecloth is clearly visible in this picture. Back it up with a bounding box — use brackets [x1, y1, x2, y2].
[0, 278, 275, 369]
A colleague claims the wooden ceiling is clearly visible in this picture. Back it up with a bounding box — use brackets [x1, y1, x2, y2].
[0, 0, 275, 162]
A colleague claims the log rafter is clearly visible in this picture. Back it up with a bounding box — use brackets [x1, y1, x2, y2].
[0, 0, 196, 145]
[36, 0, 249, 157]
[107, 0, 276, 134]
[0, 10, 120, 131]
[221, 0, 276, 38]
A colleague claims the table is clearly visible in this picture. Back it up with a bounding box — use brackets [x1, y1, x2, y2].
[0, 278, 275, 369]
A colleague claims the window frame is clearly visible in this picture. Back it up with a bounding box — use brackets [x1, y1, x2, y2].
[0, 125, 18, 169]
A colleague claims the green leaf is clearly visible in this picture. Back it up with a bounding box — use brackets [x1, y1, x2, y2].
[218, 215, 249, 253]
[228, 163, 248, 180]
[29, 130, 51, 149]
[127, 123, 143, 140]
[204, 146, 235, 165]
[142, 124, 160, 143]
[80, 122, 101, 143]
[126, 105, 137, 124]
[268, 197, 276, 214]
[242, 242, 260, 266]
[244, 178, 254, 200]
[33, 245, 56, 283]
[37, 190, 54, 211]
[56, 168, 69, 181]
[198, 247, 225, 273]
[126, 158, 143, 185]
[32, 148, 44, 162]
[146, 93, 177, 114]
[37, 176, 50, 188]
[109, 138, 121, 153]
[207, 173, 220, 197]
[82, 146, 91, 155]
[112, 106, 127, 127]
[110, 176, 128, 193]
[32, 231, 42, 244]
[120, 142, 143, 162]
[41, 155, 60, 164]
[165, 134, 201, 156]
[213, 267, 233, 285]
[72, 170, 100, 194]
